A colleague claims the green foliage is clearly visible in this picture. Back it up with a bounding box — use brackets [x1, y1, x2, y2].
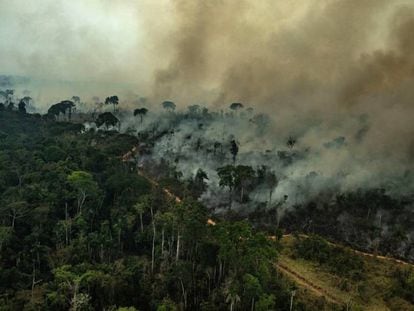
[294, 235, 365, 280]
[2, 109, 399, 311]
[255, 293, 276, 311]
[96, 112, 119, 129]
[217, 165, 256, 203]
[0, 111, 293, 310]
[391, 268, 414, 303]
[44, 145, 66, 162]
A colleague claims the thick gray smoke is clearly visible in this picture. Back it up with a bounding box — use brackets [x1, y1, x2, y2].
[116, 106, 412, 223]
[150, 0, 414, 171]
[1, 1, 413, 204]
[136, 0, 414, 209]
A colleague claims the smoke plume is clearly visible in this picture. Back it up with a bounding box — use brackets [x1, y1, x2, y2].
[1, 0, 413, 193]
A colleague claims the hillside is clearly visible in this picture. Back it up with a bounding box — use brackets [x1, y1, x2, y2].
[277, 235, 414, 310]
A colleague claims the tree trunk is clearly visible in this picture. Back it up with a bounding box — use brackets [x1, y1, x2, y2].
[180, 278, 187, 309]
[31, 262, 36, 300]
[78, 191, 87, 215]
[139, 213, 143, 233]
[65, 202, 69, 245]
[268, 190, 273, 207]
[240, 186, 244, 202]
[176, 230, 181, 262]
[11, 212, 16, 229]
[72, 282, 79, 311]
[151, 206, 155, 273]
[290, 290, 295, 311]
[161, 228, 165, 255]
[118, 227, 122, 251]
[276, 207, 281, 228]
[229, 188, 232, 209]
[151, 223, 156, 273]
[207, 271, 211, 296]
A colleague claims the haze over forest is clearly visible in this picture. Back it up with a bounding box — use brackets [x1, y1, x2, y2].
[2, 0, 413, 194]
[1, 2, 414, 310]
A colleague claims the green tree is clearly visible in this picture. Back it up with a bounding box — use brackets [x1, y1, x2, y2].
[234, 165, 255, 202]
[256, 293, 275, 311]
[18, 99, 26, 113]
[242, 273, 262, 311]
[67, 171, 99, 215]
[2, 200, 30, 229]
[95, 112, 120, 130]
[0, 225, 12, 250]
[224, 277, 241, 311]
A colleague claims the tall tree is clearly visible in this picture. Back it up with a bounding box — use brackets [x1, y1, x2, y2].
[67, 171, 99, 215]
[162, 100, 176, 112]
[105, 95, 119, 112]
[230, 140, 239, 164]
[258, 166, 278, 206]
[133, 107, 148, 123]
[60, 100, 75, 121]
[95, 112, 120, 130]
[229, 102, 243, 111]
[2, 201, 30, 229]
[47, 100, 75, 121]
[18, 99, 26, 114]
[234, 165, 255, 202]
[21, 96, 33, 111]
[217, 165, 236, 207]
[192, 169, 208, 197]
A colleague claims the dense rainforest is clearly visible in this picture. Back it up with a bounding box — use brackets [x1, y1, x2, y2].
[0, 99, 413, 310]
[0, 109, 297, 310]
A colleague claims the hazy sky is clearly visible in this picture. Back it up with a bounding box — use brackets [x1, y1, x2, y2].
[1, 1, 414, 119]
[0, 1, 153, 84]
[1, 1, 410, 88]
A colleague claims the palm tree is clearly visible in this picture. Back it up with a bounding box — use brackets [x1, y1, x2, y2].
[105, 95, 119, 112]
[224, 278, 241, 311]
[133, 107, 148, 123]
[133, 202, 145, 233]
